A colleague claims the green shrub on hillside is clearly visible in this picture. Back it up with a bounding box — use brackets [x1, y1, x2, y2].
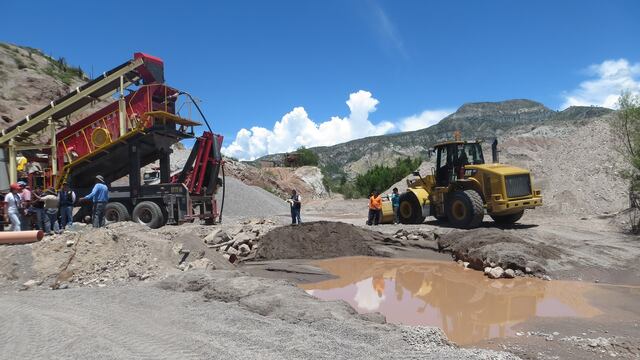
[323, 157, 421, 199]
[354, 157, 422, 197]
[296, 146, 319, 166]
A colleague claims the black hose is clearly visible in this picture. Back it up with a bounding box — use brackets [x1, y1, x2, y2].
[180, 92, 212, 133]
[219, 164, 225, 223]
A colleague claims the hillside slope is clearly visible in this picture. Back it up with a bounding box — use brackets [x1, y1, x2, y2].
[385, 113, 626, 216]
[0, 42, 89, 127]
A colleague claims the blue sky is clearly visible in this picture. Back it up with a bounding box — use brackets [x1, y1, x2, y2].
[3, 0, 640, 159]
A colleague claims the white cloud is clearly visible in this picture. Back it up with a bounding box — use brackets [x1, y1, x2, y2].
[369, 1, 408, 59]
[353, 278, 385, 311]
[223, 90, 388, 160]
[398, 109, 454, 132]
[222, 90, 450, 160]
[562, 59, 640, 109]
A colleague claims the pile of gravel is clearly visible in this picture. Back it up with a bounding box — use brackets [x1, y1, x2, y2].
[255, 221, 388, 260]
[221, 177, 289, 218]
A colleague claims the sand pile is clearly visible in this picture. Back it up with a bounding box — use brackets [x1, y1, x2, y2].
[222, 177, 289, 218]
[254, 221, 389, 260]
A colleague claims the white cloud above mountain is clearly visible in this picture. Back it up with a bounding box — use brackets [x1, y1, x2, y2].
[562, 58, 640, 109]
[398, 109, 454, 132]
[222, 90, 449, 160]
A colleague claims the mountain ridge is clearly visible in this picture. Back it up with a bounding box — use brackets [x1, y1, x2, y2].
[256, 99, 613, 178]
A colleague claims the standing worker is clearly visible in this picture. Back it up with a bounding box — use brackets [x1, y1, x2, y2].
[391, 187, 400, 224]
[18, 181, 32, 230]
[289, 189, 302, 225]
[41, 188, 61, 235]
[58, 183, 76, 229]
[5, 183, 22, 231]
[367, 191, 382, 225]
[80, 175, 109, 228]
[16, 153, 27, 182]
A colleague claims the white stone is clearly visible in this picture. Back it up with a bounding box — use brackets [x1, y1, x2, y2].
[504, 269, 516, 278]
[487, 267, 504, 279]
[238, 244, 251, 256]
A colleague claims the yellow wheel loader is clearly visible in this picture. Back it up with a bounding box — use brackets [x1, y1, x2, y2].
[383, 139, 542, 229]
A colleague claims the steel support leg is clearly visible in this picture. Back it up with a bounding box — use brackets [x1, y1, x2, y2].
[129, 143, 141, 198]
[160, 148, 171, 183]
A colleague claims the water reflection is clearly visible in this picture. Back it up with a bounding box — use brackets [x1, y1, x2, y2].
[302, 257, 601, 345]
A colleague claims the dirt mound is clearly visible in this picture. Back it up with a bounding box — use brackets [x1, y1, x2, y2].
[0, 221, 235, 290]
[437, 228, 564, 275]
[255, 221, 389, 260]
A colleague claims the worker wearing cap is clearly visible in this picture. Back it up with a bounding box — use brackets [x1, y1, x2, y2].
[5, 183, 22, 231]
[41, 188, 61, 235]
[80, 175, 109, 228]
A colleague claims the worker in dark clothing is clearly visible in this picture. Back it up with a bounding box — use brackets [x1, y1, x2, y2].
[80, 175, 109, 228]
[289, 189, 302, 225]
[58, 183, 76, 229]
[391, 188, 400, 224]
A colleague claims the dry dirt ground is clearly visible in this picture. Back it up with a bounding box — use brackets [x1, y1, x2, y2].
[1, 198, 639, 359]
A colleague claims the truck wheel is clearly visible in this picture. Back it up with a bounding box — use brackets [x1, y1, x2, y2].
[491, 210, 524, 225]
[445, 190, 484, 229]
[398, 192, 426, 224]
[105, 202, 130, 223]
[132, 201, 165, 229]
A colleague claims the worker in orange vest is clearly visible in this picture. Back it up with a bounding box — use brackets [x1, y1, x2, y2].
[367, 191, 382, 226]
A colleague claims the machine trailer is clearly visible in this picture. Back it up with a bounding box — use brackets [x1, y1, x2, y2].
[0, 53, 225, 228]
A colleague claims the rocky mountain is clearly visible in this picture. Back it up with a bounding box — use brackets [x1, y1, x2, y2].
[257, 99, 613, 179]
[0, 42, 91, 128]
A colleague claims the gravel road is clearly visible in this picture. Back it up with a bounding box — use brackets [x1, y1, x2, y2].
[0, 271, 518, 360]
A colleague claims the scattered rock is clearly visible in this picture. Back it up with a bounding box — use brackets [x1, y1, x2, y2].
[204, 229, 231, 245]
[66, 240, 75, 247]
[185, 258, 215, 271]
[487, 267, 504, 279]
[504, 268, 515, 278]
[238, 244, 251, 256]
[22, 279, 38, 288]
[139, 273, 151, 281]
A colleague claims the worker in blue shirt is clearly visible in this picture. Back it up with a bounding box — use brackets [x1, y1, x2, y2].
[391, 187, 400, 224]
[80, 175, 109, 228]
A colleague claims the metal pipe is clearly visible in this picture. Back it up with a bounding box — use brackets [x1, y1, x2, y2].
[0, 230, 44, 245]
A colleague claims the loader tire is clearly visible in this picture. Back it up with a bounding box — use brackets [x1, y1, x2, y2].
[491, 210, 524, 225]
[132, 201, 165, 229]
[445, 189, 484, 229]
[105, 202, 130, 223]
[398, 192, 426, 224]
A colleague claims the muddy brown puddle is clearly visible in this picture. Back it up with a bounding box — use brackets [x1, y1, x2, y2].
[301, 256, 638, 345]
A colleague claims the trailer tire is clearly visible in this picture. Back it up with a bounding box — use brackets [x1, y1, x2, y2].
[105, 202, 130, 223]
[132, 201, 164, 229]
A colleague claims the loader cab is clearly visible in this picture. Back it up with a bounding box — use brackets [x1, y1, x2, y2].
[434, 141, 484, 186]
